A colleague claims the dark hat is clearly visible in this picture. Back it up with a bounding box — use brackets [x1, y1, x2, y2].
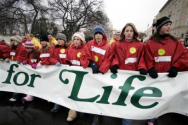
[156, 16, 172, 30]
[40, 35, 49, 42]
[93, 25, 105, 37]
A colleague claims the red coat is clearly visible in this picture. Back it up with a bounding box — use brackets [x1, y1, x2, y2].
[10, 44, 27, 62]
[40, 47, 50, 65]
[48, 45, 67, 65]
[0, 44, 10, 59]
[66, 44, 85, 66]
[24, 49, 40, 66]
[80, 35, 113, 73]
[0, 42, 6, 45]
[111, 40, 147, 71]
[145, 37, 188, 72]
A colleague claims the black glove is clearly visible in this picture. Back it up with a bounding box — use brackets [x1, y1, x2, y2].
[139, 69, 147, 75]
[110, 65, 118, 74]
[89, 60, 99, 74]
[168, 66, 178, 78]
[69, 63, 72, 66]
[98, 70, 104, 75]
[148, 67, 158, 79]
[66, 60, 72, 66]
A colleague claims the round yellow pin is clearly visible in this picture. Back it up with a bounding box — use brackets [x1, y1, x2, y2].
[77, 52, 81, 58]
[158, 49, 165, 56]
[130, 47, 136, 54]
[94, 55, 99, 62]
[60, 49, 65, 53]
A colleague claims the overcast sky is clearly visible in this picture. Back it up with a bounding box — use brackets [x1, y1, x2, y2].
[103, 0, 168, 32]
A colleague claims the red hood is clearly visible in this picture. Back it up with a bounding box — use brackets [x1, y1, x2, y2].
[72, 43, 85, 49]
[91, 34, 107, 47]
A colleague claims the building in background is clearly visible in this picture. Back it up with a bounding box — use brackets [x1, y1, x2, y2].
[155, 0, 188, 38]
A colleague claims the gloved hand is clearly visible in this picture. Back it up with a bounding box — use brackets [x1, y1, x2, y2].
[139, 69, 147, 75]
[22, 60, 27, 65]
[55, 62, 61, 67]
[5, 58, 10, 63]
[110, 65, 118, 74]
[148, 67, 158, 79]
[66, 60, 72, 66]
[89, 60, 99, 74]
[98, 70, 104, 74]
[168, 66, 178, 78]
[31, 64, 37, 69]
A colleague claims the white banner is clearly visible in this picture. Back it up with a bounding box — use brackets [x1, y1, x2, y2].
[0, 61, 188, 119]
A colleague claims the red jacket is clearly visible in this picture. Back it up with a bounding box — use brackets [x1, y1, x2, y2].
[111, 40, 147, 71]
[40, 46, 50, 65]
[10, 44, 27, 62]
[80, 35, 113, 73]
[66, 44, 85, 66]
[0, 44, 10, 59]
[24, 49, 40, 66]
[48, 45, 67, 65]
[145, 37, 188, 72]
[0, 42, 6, 45]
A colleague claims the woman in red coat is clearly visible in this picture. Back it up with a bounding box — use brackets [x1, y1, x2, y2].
[49, 33, 68, 66]
[110, 23, 147, 75]
[66, 32, 85, 121]
[145, 16, 188, 79]
[48, 33, 68, 113]
[66, 32, 85, 66]
[110, 23, 153, 125]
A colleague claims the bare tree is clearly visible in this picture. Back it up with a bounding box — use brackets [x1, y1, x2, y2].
[0, 0, 50, 35]
[0, 0, 111, 39]
[48, 0, 109, 40]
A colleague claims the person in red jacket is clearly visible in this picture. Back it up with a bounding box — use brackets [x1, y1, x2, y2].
[49, 33, 68, 113]
[145, 16, 188, 79]
[66, 32, 85, 66]
[110, 23, 153, 125]
[9, 41, 40, 106]
[81, 25, 113, 125]
[81, 25, 113, 74]
[22, 41, 40, 68]
[39, 35, 50, 66]
[49, 33, 68, 66]
[21, 41, 40, 106]
[110, 23, 147, 75]
[65, 32, 85, 121]
[4, 35, 27, 63]
[0, 43, 10, 61]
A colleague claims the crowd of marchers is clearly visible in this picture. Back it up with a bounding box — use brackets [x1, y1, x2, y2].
[1, 16, 188, 125]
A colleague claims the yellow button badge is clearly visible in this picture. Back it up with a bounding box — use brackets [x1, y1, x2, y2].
[94, 55, 99, 62]
[130, 47, 136, 54]
[158, 49, 165, 56]
[60, 49, 65, 53]
[77, 52, 81, 58]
